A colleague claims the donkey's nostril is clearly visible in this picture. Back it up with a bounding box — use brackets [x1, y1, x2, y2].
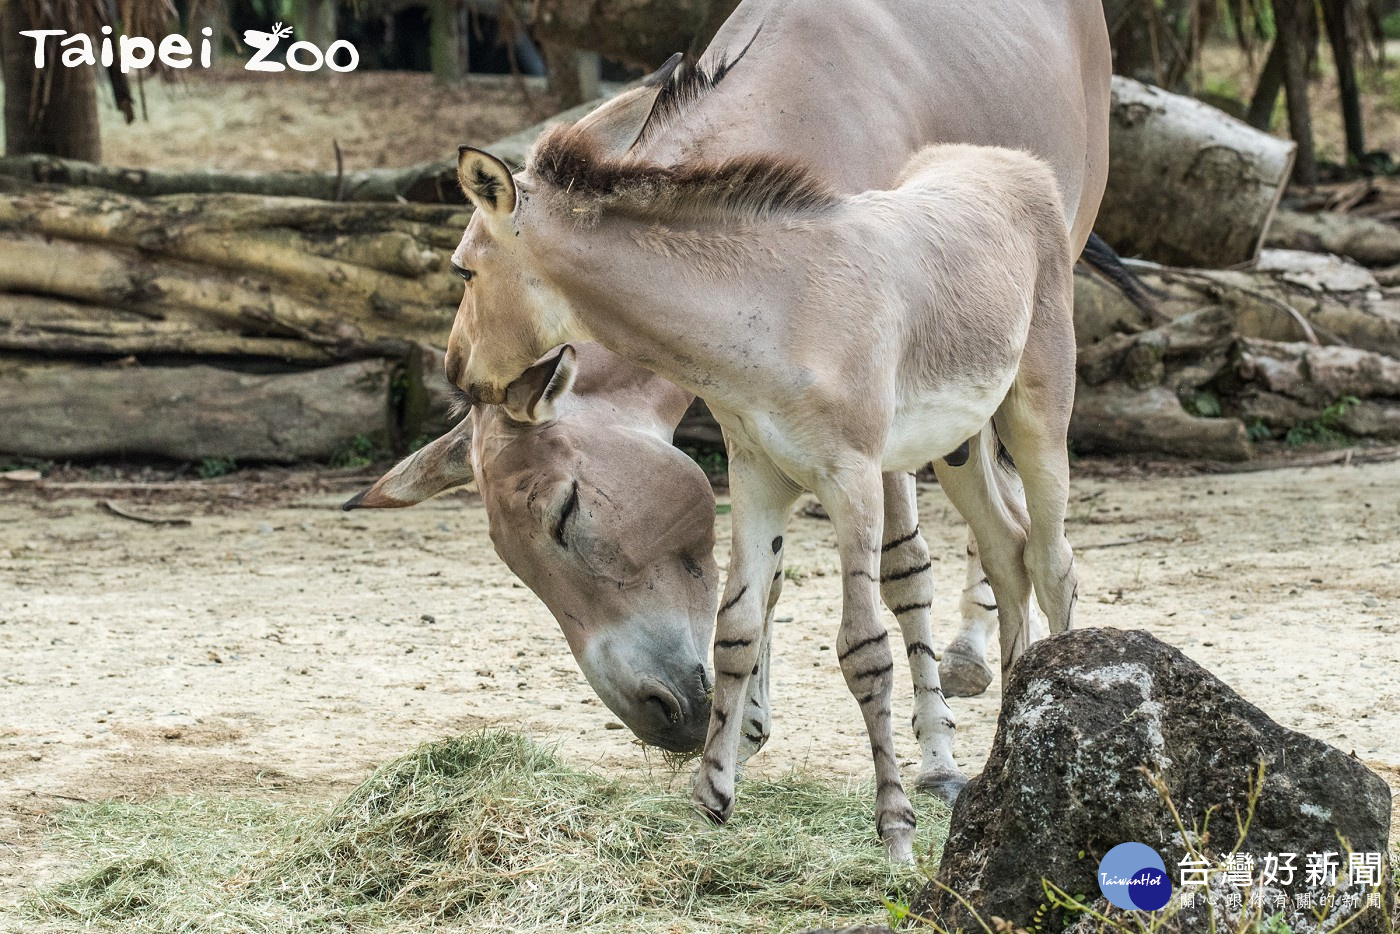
[642, 688, 683, 725]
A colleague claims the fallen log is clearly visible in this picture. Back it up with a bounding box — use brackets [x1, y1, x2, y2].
[1265, 208, 1400, 267]
[0, 359, 393, 462]
[1074, 384, 1255, 461]
[1229, 338, 1400, 408]
[1097, 77, 1296, 268]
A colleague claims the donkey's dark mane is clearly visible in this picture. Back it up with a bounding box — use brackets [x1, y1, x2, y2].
[529, 127, 838, 226]
[526, 23, 834, 226]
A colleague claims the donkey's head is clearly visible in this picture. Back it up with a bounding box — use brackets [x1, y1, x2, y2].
[348, 343, 720, 753]
[444, 56, 685, 407]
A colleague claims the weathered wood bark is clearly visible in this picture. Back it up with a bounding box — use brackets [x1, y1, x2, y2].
[1098, 77, 1296, 268]
[0, 297, 341, 364]
[0, 7, 101, 161]
[0, 359, 392, 462]
[1266, 209, 1400, 267]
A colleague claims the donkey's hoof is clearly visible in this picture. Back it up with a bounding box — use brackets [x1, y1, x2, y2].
[914, 768, 969, 806]
[939, 645, 993, 697]
[690, 791, 732, 825]
[882, 828, 916, 865]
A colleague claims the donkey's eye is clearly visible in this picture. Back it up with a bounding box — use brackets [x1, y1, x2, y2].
[451, 262, 475, 282]
[553, 480, 579, 547]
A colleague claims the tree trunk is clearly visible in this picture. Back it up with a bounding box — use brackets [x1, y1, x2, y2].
[543, 42, 586, 109]
[1, 4, 101, 161]
[1320, 0, 1365, 167]
[290, 0, 336, 53]
[1097, 77, 1296, 268]
[1275, 0, 1318, 185]
[1246, 39, 1284, 131]
[429, 0, 463, 85]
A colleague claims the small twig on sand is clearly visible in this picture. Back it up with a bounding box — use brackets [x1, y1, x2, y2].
[1079, 532, 1168, 550]
[99, 500, 193, 526]
[333, 139, 346, 202]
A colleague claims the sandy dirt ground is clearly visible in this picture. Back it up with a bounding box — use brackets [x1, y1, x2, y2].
[1, 458, 1398, 909]
[92, 69, 555, 173]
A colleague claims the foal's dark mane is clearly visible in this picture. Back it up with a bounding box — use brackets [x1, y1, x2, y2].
[527, 26, 838, 226]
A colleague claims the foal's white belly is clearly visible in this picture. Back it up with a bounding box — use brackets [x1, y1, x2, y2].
[881, 375, 1015, 472]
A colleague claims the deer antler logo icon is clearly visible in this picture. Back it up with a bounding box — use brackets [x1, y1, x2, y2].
[243, 21, 294, 71]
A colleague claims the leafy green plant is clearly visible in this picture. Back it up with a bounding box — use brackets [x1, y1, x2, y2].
[329, 434, 382, 469]
[197, 457, 237, 479]
[1284, 396, 1361, 448]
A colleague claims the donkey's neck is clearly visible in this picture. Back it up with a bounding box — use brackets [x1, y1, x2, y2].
[527, 210, 811, 414]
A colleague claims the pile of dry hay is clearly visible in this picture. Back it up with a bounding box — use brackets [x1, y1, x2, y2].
[21, 731, 948, 932]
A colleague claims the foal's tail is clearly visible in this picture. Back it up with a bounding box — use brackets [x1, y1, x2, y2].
[1080, 232, 1162, 320]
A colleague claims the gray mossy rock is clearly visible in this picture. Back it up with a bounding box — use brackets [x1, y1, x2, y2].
[914, 628, 1393, 934]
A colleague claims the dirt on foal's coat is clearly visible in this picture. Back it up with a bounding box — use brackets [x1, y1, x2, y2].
[447, 136, 1079, 862]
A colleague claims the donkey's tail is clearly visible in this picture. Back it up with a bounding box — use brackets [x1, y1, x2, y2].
[1080, 231, 1162, 321]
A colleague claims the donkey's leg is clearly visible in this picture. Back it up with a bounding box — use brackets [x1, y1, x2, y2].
[879, 471, 967, 803]
[691, 449, 798, 824]
[994, 399, 1077, 635]
[942, 451, 1051, 693]
[994, 309, 1079, 635]
[939, 529, 997, 697]
[931, 426, 1037, 673]
[817, 463, 916, 864]
[736, 560, 781, 765]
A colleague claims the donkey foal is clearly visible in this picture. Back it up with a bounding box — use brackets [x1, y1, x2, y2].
[446, 138, 1079, 862]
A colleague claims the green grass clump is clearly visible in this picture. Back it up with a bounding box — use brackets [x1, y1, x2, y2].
[17, 731, 943, 933]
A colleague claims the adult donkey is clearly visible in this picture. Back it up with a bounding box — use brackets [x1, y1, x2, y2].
[350, 0, 1109, 797]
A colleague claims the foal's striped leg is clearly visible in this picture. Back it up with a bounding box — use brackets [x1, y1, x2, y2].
[691, 449, 797, 824]
[819, 463, 916, 863]
[879, 471, 967, 803]
[736, 561, 781, 765]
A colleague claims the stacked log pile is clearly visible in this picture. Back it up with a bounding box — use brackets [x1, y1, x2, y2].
[1070, 251, 1400, 460]
[0, 183, 465, 461]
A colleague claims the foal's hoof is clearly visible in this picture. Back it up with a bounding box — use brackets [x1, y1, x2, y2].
[914, 768, 969, 806]
[939, 644, 993, 697]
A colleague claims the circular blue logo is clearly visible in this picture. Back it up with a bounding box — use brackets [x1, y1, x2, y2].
[1097, 843, 1173, 911]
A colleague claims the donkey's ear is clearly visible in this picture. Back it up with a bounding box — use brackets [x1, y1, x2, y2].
[503, 344, 579, 425]
[570, 52, 683, 157]
[457, 147, 517, 216]
[342, 417, 475, 510]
